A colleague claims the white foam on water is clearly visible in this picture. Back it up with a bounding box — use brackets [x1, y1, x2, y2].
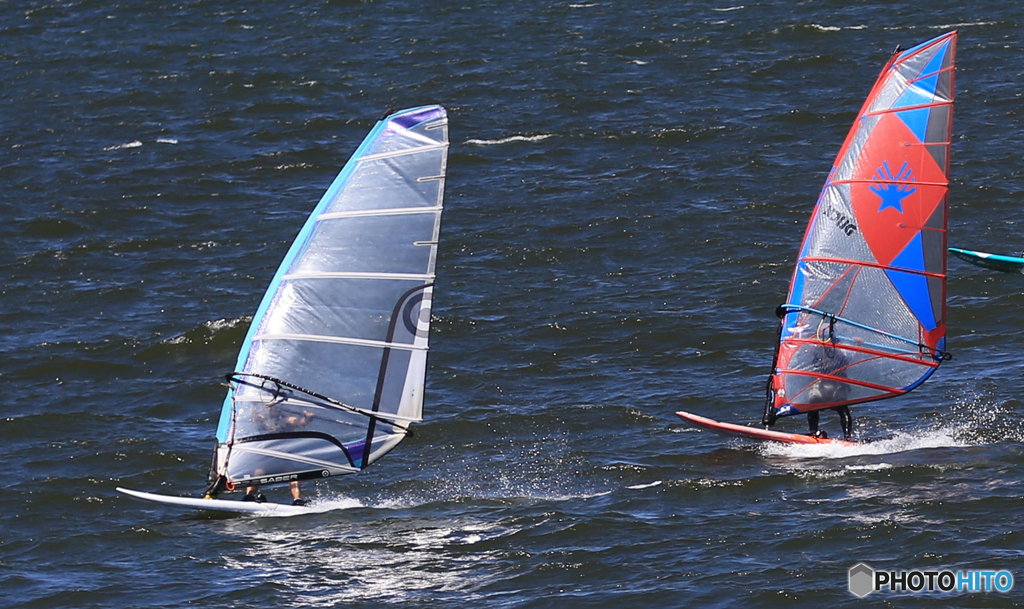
[103, 140, 143, 151]
[757, 426, 969, 460]
[300, 495, 365, 513]
[932, 21, 998, 29]
[464, 134, 553, 146]
[627, 480, 663, 490]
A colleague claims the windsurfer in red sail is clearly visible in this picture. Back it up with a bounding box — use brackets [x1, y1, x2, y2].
[804, 344, 854, 440]
[762, 316, 855, 440]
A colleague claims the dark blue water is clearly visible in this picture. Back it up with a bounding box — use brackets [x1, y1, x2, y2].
[3, 1, 1023, 607]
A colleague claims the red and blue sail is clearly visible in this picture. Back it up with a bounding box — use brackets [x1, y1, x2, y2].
[765, 32, 956, 419]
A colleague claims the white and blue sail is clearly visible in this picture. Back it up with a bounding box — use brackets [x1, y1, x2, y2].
[208, 106, 448, 492]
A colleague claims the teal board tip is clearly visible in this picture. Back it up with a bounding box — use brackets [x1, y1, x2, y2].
[949, 247, 1024, 273]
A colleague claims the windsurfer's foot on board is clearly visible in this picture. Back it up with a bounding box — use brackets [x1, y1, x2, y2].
[807, 406, 854, 440]
[242, 490, 267, 503]
[762, 404, 854, 441]
[244, 480, 306, 506]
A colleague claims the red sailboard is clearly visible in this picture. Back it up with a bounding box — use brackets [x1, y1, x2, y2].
[676, 411, 855, 446]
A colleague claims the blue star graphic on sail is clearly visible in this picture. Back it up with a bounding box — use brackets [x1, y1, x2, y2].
[870, 161, 916, 213]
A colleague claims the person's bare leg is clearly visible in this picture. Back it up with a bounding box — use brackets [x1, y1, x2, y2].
[290, 480, 306, 506]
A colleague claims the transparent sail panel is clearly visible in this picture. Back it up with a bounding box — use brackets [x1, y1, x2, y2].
[261, 277, 430, 343]
[293, 213, 439, 275]
[326, 150, 446, 213]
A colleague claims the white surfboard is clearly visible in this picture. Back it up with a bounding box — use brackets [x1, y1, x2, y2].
[117, 487, 312, 516]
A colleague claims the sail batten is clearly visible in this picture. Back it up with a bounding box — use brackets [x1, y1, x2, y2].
[253, 332, 430, 351]
[357, 141, 448, 162]
[764, 33, 955, 421]
[830, 179, 949, 187]
[779, 370, 903, 396]
[231, 393, 425, 423]
[318, 205, 443, 220]
[281, 271, 434, 281]
[795, 258, 945, 278]
[209, 106, 448, 491]
[865, 100, 953, 117]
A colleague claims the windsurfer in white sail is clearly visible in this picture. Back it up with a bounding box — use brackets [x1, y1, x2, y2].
[242, 402, 315, 506]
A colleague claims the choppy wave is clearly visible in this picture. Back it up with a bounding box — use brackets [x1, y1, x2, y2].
[161, 317, 251, 346]
[4, 3, 1022, 608]
[102, 140, 143, 151]
[463, 134, 554, 146]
